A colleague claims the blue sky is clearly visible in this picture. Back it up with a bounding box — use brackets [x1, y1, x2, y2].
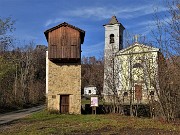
[0, 0, 169, 57]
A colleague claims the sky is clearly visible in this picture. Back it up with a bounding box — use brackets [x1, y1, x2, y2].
[0, 0, 169, 57]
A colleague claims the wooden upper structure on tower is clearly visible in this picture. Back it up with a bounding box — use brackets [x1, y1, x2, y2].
[44, 22, 85, 62]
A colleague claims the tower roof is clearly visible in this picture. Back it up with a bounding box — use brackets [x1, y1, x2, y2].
[109, 16, 119, 24]
[103, 16, 125, 29]
[44, 22, 85, 43]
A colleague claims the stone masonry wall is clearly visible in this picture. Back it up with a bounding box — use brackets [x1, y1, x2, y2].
[47, 60, 81, 114]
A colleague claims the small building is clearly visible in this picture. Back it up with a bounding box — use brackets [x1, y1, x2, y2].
[84, 86, 97, 95]
[45, 22, 85, 114]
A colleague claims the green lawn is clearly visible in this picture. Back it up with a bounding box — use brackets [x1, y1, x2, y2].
[81, 98, 104, 105]
[0, 110, 179, 135]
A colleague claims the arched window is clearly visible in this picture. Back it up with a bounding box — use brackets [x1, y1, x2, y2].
[133, 63, 143, 68]
[110, 34, 114, 44]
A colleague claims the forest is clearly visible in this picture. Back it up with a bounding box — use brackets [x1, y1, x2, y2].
[0, 17, 46, 111]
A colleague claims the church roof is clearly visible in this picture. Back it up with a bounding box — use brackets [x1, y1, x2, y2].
[116, 43, 160, 56]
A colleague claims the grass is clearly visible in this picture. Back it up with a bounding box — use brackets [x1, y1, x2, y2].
[81, 98, 91, 105]
[0, 110, 180, 135]
[81, 98, 104, 105]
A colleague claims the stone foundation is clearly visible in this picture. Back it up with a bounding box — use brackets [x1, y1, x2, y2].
[47, 60, 81, 114]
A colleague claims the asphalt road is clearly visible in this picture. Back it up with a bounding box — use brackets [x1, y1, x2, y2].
[0, 105, 44, 125]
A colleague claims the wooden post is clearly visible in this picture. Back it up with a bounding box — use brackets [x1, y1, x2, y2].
[92, 106, 96, 114]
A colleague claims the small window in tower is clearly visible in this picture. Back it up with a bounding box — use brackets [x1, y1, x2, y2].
[110, 34, 115, 44]
[133, 63, 143, 68]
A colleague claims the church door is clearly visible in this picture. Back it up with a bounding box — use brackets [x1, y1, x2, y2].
[135, 85, 142, 101]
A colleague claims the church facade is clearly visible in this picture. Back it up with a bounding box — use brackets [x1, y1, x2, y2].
[103, 16, 160, 104]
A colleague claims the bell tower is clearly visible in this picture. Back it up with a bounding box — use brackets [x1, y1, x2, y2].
[103, 16, 125, 100]
[104, 15, 125, 54]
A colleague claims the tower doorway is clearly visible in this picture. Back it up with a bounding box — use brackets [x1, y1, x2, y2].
[60, 95, 69, 113]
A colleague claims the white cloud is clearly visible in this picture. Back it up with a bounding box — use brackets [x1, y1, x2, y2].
[64, 4, 168, 20]
[82, 41, 104, 56]
[45, 20, 53, 27]
[44, 3, 168, 27]
[133, 14, 172, 33]
[44, 18, 71, 27]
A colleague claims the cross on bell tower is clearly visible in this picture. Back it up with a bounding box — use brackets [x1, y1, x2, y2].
[134, 34, 139, 43]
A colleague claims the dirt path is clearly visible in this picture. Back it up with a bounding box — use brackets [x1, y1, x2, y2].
[0, 105, 44, 125]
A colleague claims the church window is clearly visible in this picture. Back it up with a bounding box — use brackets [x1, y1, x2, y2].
[133, 63, 143, 68]
[123, 92, 128, 97]
[150, 91, 154, 96]
[110, 34, 115, 44]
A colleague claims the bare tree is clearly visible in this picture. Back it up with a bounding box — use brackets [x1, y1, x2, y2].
[0, 17, 46, 111]
[150, 0, 180, 121]
[81, 56, 104, 95]
[103, 42, 125, 114]
[0, 17, 15, 53]
[17, 43, 46, 105]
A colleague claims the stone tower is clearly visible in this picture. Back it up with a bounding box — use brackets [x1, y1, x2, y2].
[103, 16, 125, 100]
[44, 22, 85, 114]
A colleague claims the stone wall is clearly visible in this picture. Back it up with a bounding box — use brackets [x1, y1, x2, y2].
[47, 60, 81, 114]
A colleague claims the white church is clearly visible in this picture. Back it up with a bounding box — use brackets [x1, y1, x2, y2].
[103, 16, 161, 104]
